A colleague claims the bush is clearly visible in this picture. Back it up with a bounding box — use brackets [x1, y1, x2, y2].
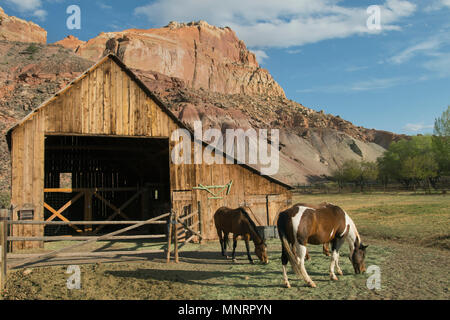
[0, 192, 10, 209]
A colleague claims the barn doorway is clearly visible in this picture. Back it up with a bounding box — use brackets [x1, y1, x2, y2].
[43, 135, 171, 236]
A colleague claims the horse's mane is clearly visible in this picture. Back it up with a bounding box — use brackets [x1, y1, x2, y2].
[238, 207, 263, 243]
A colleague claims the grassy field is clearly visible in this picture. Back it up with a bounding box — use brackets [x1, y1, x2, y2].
[1, 192, 449, 300]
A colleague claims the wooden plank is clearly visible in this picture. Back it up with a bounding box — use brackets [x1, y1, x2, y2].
[22, 121, 33, 249]
[8, 249, 164, 260]
[31, 112, 43, 248]
[80, 68, 87, 133]
[13, 127, 24, 251]
[91, 67, 98, 133]
[103, 59, 111, 134]
[128, 79, 136, 136]
[8, 234, 166, 241]
[10, 220, 167, 225]
[0, 220, 7, 290]
[8, 214, 170, 270]
[122, 71, 129, 135]
[115, 65, 123, 135]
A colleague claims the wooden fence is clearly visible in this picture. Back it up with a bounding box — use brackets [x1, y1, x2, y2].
[0, 209, 202, 291]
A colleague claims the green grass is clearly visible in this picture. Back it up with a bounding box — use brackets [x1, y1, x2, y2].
[2, 192, 449, 300]
[293, 192, 450, 249]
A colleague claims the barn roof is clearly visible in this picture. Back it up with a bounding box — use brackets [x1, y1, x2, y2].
[5, 54, 293, 190]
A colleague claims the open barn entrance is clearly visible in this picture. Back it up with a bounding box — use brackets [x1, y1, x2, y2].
[43, 135, 171, 236]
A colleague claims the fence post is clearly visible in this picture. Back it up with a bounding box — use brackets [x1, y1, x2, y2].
[173, 210, 179, 263]
[166, 211, 173, 263]
[0, 219, 7, 291]
[197, 201, 203, 244]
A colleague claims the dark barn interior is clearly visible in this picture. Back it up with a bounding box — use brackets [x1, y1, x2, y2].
[43, 135, 171, 236]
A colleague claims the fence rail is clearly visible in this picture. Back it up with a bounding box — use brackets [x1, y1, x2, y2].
[0, 209, 203, 291]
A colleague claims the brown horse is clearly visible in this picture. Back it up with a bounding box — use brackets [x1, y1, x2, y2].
[277, 203, 367, 288]
[214, 206, 269, 264]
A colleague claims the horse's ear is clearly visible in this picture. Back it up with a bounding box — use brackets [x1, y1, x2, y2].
[361, 244, 368, 250]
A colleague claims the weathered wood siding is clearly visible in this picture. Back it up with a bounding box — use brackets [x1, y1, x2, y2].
[9, 56, 291, 249]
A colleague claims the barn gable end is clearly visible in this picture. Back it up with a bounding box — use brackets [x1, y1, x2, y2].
[6, 54, 292, 250]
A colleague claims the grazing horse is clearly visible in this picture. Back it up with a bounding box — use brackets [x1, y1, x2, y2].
[277, 203, 367, 288]
[214, 206, 269, 264]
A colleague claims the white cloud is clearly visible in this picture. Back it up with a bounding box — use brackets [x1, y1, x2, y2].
[389, 38, 444, 64]
[98, 2, 113, 10]
[424, 0, 450, 11]
[5, 0, 42, 12]
[296, 76, 423, 93]
[402, 123, 434, 132]
[252, 50, 269, 64]
[286, 48, 302, 54]
[134, 0, 416, 49]
[423, 52, 450, 77]
[32, 8, 47, 21]
[5, 0, 47, 21]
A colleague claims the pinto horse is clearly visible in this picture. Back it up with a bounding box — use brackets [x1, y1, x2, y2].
[277, 203, 367, 288]
[214, 206, 269, 264]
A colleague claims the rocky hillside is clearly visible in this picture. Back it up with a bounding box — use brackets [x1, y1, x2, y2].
[133, 68, 403, 184]
[0, 9, 407, 194]
[0, 7, 47, 43]
[0, 40, 94, 193]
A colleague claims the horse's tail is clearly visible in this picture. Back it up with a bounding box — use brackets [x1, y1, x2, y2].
[277, 212, 303, 278]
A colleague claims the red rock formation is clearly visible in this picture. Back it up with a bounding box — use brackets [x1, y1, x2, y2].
[0, 7, 47, 43]
[57, 21, 285, 97]
[54, 35, 85, 52]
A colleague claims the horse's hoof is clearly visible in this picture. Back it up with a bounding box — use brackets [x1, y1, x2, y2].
[249, 260, 254, 265]
[285, 282, 291, 288]
[232, 258, 237, 263]
[330, 275, 338, 281]
[337, 270, 343, 276]
[309, 282, 317, 288]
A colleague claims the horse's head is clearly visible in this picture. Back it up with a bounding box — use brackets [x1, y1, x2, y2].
[255, 242, 269, 264]
[351, 241, 368, 274]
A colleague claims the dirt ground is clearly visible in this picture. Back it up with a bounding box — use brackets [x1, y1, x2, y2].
[1, 236, 448, 300]
[1, 192, 449, 300]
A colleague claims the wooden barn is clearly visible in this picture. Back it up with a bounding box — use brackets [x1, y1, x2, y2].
[5, 54, 292, 250]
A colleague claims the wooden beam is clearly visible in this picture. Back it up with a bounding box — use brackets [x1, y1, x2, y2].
[45, 192, 84, 222]
[8, 234, 166, 241]
[8, 212, 170, 270]
[9, 220, 166, 225]
[0, 220, 7, 290]
[91, 189, 144, 234]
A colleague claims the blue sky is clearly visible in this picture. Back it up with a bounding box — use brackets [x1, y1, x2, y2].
[1, 0, 449, 135]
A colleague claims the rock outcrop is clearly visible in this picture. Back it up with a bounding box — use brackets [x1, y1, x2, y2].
[54, 35, 85, 52]
[0, 7, 47, 43]
[57, 21, 286, 97]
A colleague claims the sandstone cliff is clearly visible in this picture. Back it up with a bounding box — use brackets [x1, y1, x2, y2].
[0, 7, 47, 43]
[56, 21, 285, 97]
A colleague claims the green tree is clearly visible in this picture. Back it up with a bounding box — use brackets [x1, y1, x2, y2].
[330, 159, 378, 192]
[377, 135, 439, 189]
[432, 106, 450, 176]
